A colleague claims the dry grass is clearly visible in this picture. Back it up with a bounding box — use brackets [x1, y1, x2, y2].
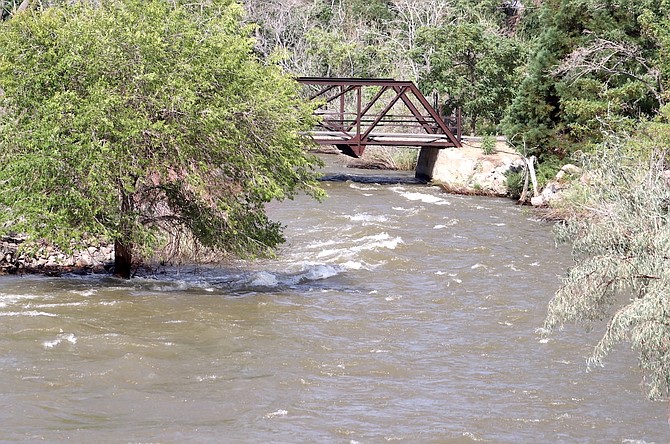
[345, 146, 418, 171]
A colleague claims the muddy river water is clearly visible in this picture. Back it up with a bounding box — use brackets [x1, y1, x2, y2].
[0, 160, 668, 442]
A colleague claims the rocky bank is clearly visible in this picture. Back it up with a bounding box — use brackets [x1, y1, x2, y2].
[0, 236, 114, 275]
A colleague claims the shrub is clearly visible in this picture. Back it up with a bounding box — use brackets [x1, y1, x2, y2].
[505, 169, 525, 199]
[481, 135, 496, 155]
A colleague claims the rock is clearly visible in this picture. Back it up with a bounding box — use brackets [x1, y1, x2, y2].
[560, 164, 582, 176]
[76, 255, 92, 267]
[531, 181, 565, 207]
[0, 237, 116, 275]
[429, 142, 524, 196]
[531, 195, 546, 207]
[555, 164, 583, 182]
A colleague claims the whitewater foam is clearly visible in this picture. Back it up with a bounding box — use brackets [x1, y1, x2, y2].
[300, 265, 340, 282]
[346, 213, 388, 223]
[70, 289, 97, 297]
[250, 271, 279, 287]
[316, 233, 403, 266]
[349, 183, 379, 192]
[0, 310, 58, 317]
[43, 333, 77, 349]
[394, 189, 451, 206]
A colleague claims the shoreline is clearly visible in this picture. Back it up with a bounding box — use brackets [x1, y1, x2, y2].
[0, 235, 114, 277]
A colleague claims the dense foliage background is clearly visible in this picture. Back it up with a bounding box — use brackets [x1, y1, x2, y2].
[4, 0, 668, 160]
[243, 0, 669, 157]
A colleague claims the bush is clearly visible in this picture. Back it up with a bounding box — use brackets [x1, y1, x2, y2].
[544, 128, 670, 400]
[535, 156, 563, 188]
[505, 169, 525, 199]
[481, 135, 496, 155]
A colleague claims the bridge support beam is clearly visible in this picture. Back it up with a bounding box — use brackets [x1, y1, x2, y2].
[415, 147, 441, 181]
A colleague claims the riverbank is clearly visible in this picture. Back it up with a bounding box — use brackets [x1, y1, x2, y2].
[330, 138, 526, 198]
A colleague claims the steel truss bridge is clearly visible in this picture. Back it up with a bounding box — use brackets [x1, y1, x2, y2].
[297, 77, 462, 158]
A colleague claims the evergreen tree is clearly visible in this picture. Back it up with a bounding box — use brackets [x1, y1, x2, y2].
[501, 0, 586, 157]
[503, 0, 669, 158]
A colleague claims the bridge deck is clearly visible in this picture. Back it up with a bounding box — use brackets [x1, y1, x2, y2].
[308, 131, 457, 147]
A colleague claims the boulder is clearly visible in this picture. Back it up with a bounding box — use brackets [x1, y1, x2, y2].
[528, 163, 589, 207]
[531, 181, 568, 207]
[428, 138, 524, 196]
[561, 163, 583, 176]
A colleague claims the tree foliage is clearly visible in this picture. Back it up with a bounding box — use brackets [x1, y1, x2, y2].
[417, 22, 524, 135]
[502, 0, 670, 158]
[0, 0, 324, 277]
[544, 110, 670, 399]
[244, 0, 520, 79]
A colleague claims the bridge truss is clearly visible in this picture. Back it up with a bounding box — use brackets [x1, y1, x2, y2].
[297, 77, 461, 158]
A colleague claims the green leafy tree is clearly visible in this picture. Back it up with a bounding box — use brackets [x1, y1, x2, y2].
[0, 0, 324, 278]
[417, 22, 524, 135]
[544, 109, 670, 400]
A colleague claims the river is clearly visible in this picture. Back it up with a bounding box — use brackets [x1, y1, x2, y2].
[0, 157, 667, 443]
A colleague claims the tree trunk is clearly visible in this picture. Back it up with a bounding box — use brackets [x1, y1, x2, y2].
[114, 188, 133, 279]
[527, 155, 538, 197]
[113, 239, 132, 279]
